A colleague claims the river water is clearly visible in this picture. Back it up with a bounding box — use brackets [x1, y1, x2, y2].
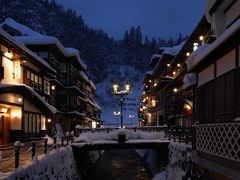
[83, 149, 152, 180]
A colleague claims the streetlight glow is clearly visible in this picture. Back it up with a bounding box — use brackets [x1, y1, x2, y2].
[113, 83, 119, 92]
[112, 82, 131, 128]
[125, 82, 130, 92]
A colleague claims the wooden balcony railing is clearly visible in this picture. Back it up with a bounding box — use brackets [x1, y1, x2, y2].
[196, 122, 240, 162]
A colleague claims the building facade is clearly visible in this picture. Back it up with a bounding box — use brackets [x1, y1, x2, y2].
[0, 18, 102, 145]
[140, 0, 240, 178]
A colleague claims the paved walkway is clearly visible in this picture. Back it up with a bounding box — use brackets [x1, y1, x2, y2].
[84, 149, 152, 180]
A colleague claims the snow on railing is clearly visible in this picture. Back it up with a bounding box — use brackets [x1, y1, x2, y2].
[73, 126, 193, 145]
[0, 133, 74, 174]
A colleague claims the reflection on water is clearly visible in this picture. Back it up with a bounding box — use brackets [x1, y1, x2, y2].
[83, 149, 152, 180]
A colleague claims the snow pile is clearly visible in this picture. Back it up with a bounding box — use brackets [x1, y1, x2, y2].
[0, 18, 42, 36]
[115, 128, 129, 140]
[182, 73, 196, 89]
[5, 146, 79, 180]
[162, 41, 185, 56]
[165, 142, 192, 180]
[152, 171, 166, 180]
[78, 131, 116, 141]
[74, 136, 93, 144]
[139, 131, 166, 140]
[186, 44, 210, 72]
[75, 129, 166, 143]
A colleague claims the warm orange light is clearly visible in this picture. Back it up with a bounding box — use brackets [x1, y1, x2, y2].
[154, 83, 157, 87]
[149, 80, 152, 83]
[14, 61, 21, 79]
[1, 108, 8, 113]
[199, 36, 204, 41]
[51, 85, 56, 90]
[173, 88, 178, 93]
[47, 119, 52, 123]
[186, 52, 190, 57]
[184, 104, 192, 110]
[173, 71, 176, 76]
[177, 64, 181, 67]
[167, 64, 170, 67]
[12, 110, 21, 118]
[17, 97, 22, 103]
[125, 83, 130, 92]
[113, 83, 119, 92]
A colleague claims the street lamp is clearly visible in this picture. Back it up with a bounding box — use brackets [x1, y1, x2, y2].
[112, 82, 131, 128]
[129, 114, 134, 127]
[113, 111, 121, 127]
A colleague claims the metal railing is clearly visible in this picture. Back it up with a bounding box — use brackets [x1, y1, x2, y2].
[0, 134, 74, 173]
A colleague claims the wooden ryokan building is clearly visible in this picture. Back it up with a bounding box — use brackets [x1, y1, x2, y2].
[140, 0, 240, 178]
[0, 18, 102, 145]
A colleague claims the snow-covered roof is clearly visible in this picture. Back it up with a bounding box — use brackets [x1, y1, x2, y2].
[79, 71, 89, 81]
[182, 73, 196, 89]
[86, 98, 95, 106]
[1, 18, 86, 70]
[185, 99, 193, 108]
[94, 101, 102, 111]
[0, 18, 42, 36]
[145, 71, 153, 75]
[186, 18, 240, 72]
[149, 54, 162, 67]
[0, 29, 55, 74]
[162, 41, 185, 56]
[0, 84, 57, 114]
[88, 80, 96, 91]
[13, 36, 86, 70]
[151, 54, 162, 60]
[63, 111, 86, 117]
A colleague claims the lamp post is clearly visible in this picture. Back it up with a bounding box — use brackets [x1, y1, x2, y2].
[129, 115, 134, 127]
[112, 82, 130, 128]
[113, 111, 121, 127]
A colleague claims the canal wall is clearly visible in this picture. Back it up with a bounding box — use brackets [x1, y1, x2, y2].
[165, 142, 192, 180]
[3, 146, 80, 180]
[137, 142, 192, 180]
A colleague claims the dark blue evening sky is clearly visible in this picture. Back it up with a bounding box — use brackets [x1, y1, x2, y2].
[57, 0, 205, 40]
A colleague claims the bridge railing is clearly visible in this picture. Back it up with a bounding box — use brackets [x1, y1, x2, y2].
[76, 126, 193, 144]
[168, 126, 193, 144]
[77, 126, 169, 134]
